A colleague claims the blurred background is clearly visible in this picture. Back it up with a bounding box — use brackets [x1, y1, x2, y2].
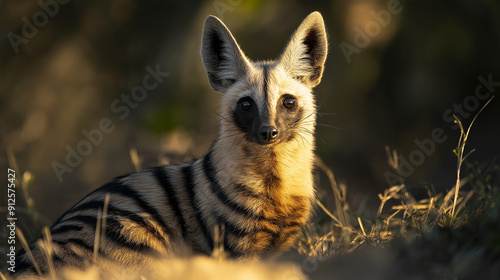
[1, 0, 499, 247]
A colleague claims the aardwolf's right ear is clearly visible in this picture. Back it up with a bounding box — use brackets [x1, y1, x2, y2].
[201, 16, 251, 93]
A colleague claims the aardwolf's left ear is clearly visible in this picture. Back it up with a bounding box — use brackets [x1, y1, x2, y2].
[279, 12, 328, 88]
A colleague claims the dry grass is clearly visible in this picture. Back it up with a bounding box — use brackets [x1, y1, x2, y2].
[295, 96, 499, 279]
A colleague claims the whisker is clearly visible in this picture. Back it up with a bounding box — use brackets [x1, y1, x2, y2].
[296, 132, 312, 147]
[288, 129, 313, 148]
[293, 135, 301, 147]
[316, 123, 343, 130]
[316, 137, 327, 144]
[299, 120, 343, 131]
[301, 112, 316, 121]
[232, 134, 246, 146]
[218, 131, 244, 143]
[295, 135, 304, 148]
[291, 128, 326, 145]
[297, 127, 314, 135]
[205, 105, 235, 125]
[317, 112, 338, 117]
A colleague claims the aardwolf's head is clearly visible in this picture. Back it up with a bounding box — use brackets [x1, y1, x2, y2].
[201, 12, 327, 147]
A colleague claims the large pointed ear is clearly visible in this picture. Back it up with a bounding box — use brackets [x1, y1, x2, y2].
[279, 12, 328, 88]
[201, 16, 251, 93]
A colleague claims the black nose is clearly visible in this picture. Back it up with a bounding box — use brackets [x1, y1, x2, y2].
[259, 126, 278, 143]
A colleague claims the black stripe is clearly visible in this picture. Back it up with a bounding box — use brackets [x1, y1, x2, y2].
[263, 198, 308, 252]
[262, 64, 270, 101]
[56, 200, 166, 242]
[12, 255, 38, 275]
[266, 222, 303, 252]
[52, 253, 65, 265]
[266, 232, 284, 254]
[62, 214, 100, 228]
[62, 248, 88, 264]
[96, 181, 174, 237]
[152, 167, 189, 240]
[211, 207, 277, 258]
[105, 216, 161, 255]
[52, 250, 87, 269]
[214, 213, 252, 236]
[261, 64, 273, 124]
[59, 214, 160, 256]
[203, 151, 255, 217]
[211, 205, 304, 255]
[105, 218, 159, 255]
[182, 165, 214, 253]
[235, 184, 260, 199]
[212, 210, 241, 258]
[49, 239, 93, 269]
[211, 208, 269, 235]
[53, 238, 94, 252]
[51, 224, 84, 235]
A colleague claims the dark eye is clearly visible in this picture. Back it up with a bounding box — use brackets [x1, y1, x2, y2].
[239, 100, 251, 111]
[283, 97, 296, 109]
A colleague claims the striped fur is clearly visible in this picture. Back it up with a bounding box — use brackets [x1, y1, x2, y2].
[15, 12, 328, 276]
